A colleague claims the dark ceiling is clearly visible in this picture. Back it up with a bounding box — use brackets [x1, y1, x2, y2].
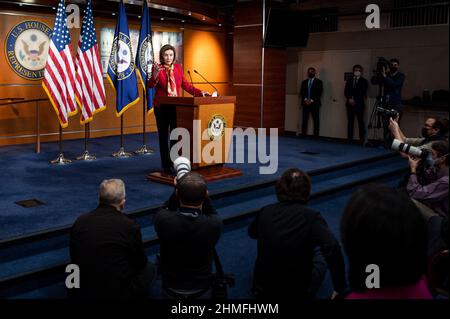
[0, 0, 236, 27]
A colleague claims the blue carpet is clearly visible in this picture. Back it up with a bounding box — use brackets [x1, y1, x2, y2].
[0, 133, 391, 240]
[7, 175, 404, 299]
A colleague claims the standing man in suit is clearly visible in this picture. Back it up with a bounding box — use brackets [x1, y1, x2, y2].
[344, 65, 369, 144]
[300, 67, 323, 137]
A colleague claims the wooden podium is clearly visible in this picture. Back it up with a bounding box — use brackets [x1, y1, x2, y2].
[147, 96, 242, 185]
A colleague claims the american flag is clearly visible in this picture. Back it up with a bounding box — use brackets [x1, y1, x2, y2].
[75, 0, 106, 124]
[42, 0, 77, 128]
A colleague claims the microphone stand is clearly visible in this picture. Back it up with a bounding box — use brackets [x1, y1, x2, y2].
[193, 69, 219, 96]
[187, 70, 195, 97]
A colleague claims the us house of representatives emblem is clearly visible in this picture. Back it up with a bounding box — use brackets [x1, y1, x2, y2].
[5, 20, 52, 80]
[207, 114, 227, 141]
[109, 32, 135, 80]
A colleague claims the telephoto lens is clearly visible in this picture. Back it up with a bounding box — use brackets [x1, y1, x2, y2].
[173, 157, 191, 181]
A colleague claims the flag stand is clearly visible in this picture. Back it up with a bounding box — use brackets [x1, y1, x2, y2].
[51, 125, 71, 165]
[113, 115, 132, 158]
[135, 89, 154, 155]
[77, 122, 96, 161]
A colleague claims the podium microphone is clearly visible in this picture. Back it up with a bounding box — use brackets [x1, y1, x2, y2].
[194, 69, 219, 97]
[187, 70, 195, 97]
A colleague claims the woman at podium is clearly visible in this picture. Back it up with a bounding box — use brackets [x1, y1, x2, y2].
[148, 44, 209, 174]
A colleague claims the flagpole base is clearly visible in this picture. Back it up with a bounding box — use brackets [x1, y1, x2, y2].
[135, 145, 154, 155]
[76, 150, 96, 161]
[112, 147, 132, 158]
[50, 153, 72, 165]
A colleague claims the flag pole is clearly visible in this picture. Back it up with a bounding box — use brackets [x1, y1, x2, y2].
[51, 125, 72, 164]
[113, 115, 132, 157]
[135, 88, 154, 155]
[77, 122, 96, 160]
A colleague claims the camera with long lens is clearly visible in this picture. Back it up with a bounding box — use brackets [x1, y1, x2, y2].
[391, 139, 429, 159]
[376, 106, 399, 119]
[173, 157, 191, 181]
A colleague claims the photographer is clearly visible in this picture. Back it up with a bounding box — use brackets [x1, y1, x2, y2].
[389, 117, 449, 153]
[154, 172, 223, 299]
[407, 140, 449, 217]
[372, 58, 405, 146]
[380, 59, 405, 114]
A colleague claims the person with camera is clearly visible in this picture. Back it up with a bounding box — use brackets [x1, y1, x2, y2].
[372, 58, 405, 146]
[407, 140, 449, 217]
[344, 65, 369, 144]
[248, 168, 346, 299]
[154, 171, 223, 299]
[379, 59, 405, 114]
[299, 67, 323, 137]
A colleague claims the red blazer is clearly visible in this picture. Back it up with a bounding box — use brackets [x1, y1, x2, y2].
[147, 63, 202, 105]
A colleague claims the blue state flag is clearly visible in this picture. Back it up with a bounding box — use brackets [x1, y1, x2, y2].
[135, 0, 155, 113]
[107, 0, 140, 117]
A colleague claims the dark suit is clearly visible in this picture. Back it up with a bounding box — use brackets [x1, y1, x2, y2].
[300, 77, 323, 136]
[70, 204, 155, 299]
[344, 76, 368, 141]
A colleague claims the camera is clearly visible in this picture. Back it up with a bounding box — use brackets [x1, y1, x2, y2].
[376, 106, 399, 119]
[391, 139, 428, 159]
[374, 57, 390, 75]
[173, 157, 191, 181]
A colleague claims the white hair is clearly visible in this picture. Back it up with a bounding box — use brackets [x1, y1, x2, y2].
[99, 179, 126, 205]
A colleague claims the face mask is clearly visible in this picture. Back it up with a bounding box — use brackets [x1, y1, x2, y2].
[354, 71, 361, 77]
[426, 153, 435, 167]
[308, 73, 315, 78]
[432, 154, 449, 167]
[422, 127, 430, 138]
[390, 66, 398, 73]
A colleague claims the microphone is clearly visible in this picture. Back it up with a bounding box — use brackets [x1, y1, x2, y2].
[194, 69, 219, 97]
[187, 70, 195, 97]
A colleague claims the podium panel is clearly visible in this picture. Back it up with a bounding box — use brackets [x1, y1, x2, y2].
[148, 96, 241, 185]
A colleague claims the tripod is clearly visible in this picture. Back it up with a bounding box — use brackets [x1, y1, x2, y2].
[366, 84, 386, 147]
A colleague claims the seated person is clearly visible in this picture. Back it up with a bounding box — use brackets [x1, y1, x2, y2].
[154, 172, 223, 299]
[70, 179, 155, 299]
[407, 140, 449, 217]
[341, 184, 431, 299]
[248, 168, 346, 299]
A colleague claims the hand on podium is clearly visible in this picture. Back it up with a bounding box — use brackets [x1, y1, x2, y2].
[202, 91, 212, 97]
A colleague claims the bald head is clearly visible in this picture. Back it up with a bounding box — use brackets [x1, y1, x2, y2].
[99, 179, 126, 210]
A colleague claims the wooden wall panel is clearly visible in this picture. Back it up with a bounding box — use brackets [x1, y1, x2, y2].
[233, 26, 262, 85]
[234, 1, 263, 26]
